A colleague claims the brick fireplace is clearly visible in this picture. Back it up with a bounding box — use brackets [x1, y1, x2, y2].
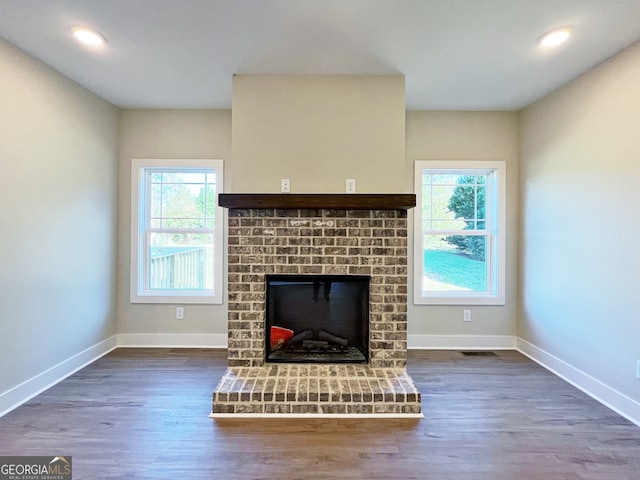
[211, 194, 422, 416]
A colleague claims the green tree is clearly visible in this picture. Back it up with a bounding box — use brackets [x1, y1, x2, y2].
[446, 176, 486, 261]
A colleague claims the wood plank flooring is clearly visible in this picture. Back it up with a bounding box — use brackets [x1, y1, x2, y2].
[1, 349, 639, 479]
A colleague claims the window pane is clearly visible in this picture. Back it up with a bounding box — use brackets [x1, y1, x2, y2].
[448, 178, 478, 222]
[420, 184, 432, 223]
[431, 174, 459, 185]
[161, 184, 202, 219]
[200, 184, 217, 219]
[150, 184, 162, 218]
[422, 174, 488, 227]
[148, 172, 217, 230]
[476, 186, 486, 220]
[148, 232, 214, 291]
[431, 185, 457, 220]
[422, 234, 487, 292]
[179, 172, 206, 183]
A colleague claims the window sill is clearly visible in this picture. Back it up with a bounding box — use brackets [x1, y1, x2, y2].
[130, 294, 222, 305]
[414, 295, 505, 306]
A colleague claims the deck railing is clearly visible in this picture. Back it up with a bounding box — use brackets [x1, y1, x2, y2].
[149, 246, 206, 290]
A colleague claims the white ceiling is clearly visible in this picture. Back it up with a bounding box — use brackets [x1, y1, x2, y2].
[1, 0, 639, 110]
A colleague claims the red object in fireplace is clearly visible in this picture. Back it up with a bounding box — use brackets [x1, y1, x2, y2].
[270, 326, 294, 350]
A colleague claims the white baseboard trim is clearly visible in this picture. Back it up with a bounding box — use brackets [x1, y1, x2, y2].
[516, 338, 640, 427]
[0, 335, 118, 418]
[408, 334, 517, 350]
[117, 333, 227, 348]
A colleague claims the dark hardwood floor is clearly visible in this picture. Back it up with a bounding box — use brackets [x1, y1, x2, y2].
[1, 349, 639, 479]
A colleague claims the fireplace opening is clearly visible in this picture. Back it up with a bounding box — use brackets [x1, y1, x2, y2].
[265, 274, 370, 364]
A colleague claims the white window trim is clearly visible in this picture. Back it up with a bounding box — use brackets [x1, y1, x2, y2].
[130, 159, 225, 304]
[413, 160, 506, 306]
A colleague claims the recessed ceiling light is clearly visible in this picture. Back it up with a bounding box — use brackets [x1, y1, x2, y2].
[538, 27, 572, 48]
[72, 26, 107, 47]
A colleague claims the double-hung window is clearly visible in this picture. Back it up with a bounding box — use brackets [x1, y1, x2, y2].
[131, 159, 224, 304]
[414, 161, 505, 305]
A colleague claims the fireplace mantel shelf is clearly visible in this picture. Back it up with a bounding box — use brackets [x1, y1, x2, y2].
[218, 193, 416, 210]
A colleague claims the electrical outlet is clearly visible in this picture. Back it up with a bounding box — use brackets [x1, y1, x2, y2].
[346, 179, 356, 193]
[281, 178, 291, 193]
[176, 307, 184, 320]
[463, 309, 471, 322]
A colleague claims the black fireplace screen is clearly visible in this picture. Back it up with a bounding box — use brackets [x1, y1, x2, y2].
[265, 274, 370, 363]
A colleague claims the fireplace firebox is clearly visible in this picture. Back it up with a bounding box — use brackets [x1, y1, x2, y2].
[265, 274, 369, 363]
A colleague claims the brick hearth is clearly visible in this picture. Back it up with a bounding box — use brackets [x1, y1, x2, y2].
[213, 364, 420, 415]
[212, 196, 421, 416]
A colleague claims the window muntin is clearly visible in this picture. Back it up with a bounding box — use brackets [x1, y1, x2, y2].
[414, 161, 505, 305]
[131, 159, 224, 304]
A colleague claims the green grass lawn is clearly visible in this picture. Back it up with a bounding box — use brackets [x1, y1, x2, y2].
[424, 249, 486, 291]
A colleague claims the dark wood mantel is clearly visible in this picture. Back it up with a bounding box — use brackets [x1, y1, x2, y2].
[218, 193, 416, 210]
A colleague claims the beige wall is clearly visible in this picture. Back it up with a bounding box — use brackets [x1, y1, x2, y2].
[405, 112, 520, 338]
[0, 39, 119, 395]
[520, 41, 640, 402]
[116, 108, 520, 340]
[231, 75, 407, 193]
[117, 109, 231, 335]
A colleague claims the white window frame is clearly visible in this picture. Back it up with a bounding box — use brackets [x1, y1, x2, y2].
[413, 160, 506, 305]
[130, 159, 225, 304]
